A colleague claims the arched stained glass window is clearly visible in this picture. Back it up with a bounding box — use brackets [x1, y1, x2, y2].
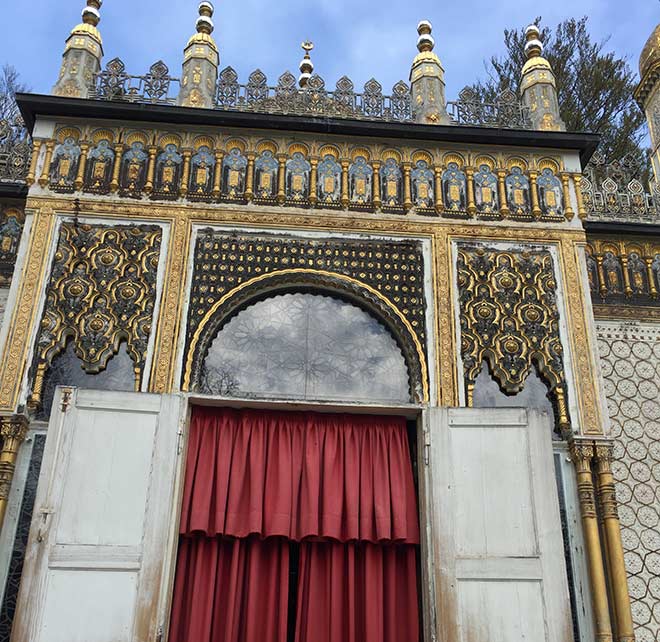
[199, 292, 411, 403]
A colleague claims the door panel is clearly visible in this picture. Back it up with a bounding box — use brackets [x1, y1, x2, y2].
[11, 388, 184, 642]
[428, 407, 573, 642]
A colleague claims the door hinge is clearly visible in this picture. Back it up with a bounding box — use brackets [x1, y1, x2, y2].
[423, 429, 431, 466]
[176, 428, 184, 455]
[155, 625, 164, 642]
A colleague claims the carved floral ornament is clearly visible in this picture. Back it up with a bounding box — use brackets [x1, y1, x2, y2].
[28, 222, 162, 411]
[37, 126, 573, 221]
[456, 244, 571, 435]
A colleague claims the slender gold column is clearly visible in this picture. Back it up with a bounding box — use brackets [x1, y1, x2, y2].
[596, 255, 608, 298]
[434, 166, 444, 215]
[646, 258, 658, 297]
[244, 152, 255, 202]
[26, 140, 42, 187]
[38, 141, 55, 188]
[595, 444, 635, 642]
[573, 173, 588, 220]
[570, 440, 614, 642]
[372, 161, 382, 210]
[560, 173, 575, 220]
[497, 169, 510, 217]
[465, 167, 476, 215]
[110, 144, 124, 192]
[402, 162, 413, 211]
[144, 146, 158, 194]
[341, 160, 350, 209]
[180, 149, 192, 197]
[277, 154, 287, 204]
[620, 255, 632, 297]
[529, 170, 542, 219]
[309, 158, 318, 206]
[212, 151, 224, 199]
[74, 142, 89, 191]
[0, 416, 28, 529]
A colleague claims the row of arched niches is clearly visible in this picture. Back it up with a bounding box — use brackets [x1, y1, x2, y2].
[43, 127, 571, 220]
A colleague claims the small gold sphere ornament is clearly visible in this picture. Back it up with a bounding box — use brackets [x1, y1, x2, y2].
[196, 1, 215, 35]
[299, 41, 315, 88]
[524, 24, 543, 60]
[82, 0, 102, 27]
[416, 20, 435, 53]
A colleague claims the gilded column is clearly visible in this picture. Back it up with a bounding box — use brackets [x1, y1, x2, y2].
[466, 167, 476, 215]
[595, 443, 635, 642]
[0, 416, 28, 529]
[144, 146, 158, 194]
[646, 258, 658, 297]
[110, 143, 124, 192]
[212, 150, 224, 199]
[402, 162, 413, 211]
[244, 152, 255, 202]
[529, 170, 542, 219]
[38, 141, 55, 188]
[434, 165, 444, 215]
[180, 149, 192, 197]
[341, 160, 350, 209]
[26, 140, 43, 187]
[596, 255, 608, 298]
[372, 161, 382, 210]
[570, 441, 613, 642]
[309, 158, 318, 206]
[497, 169, 510, 217]
[620, 255, 632, 297]
[560, 173, 575, 220]
[277, 155, 287, 204]
[573, 173, 588, 220]
[74, 142, 90, 191]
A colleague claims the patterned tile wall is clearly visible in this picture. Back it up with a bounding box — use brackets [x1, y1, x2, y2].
[596, 320, 660, 642]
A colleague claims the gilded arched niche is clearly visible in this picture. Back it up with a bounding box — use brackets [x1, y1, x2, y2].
[183, 270, 428, 404]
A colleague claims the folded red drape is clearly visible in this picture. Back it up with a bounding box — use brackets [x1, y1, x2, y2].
[295, 541, 419, 642]
[169, 535, 290, 642]
[179, 407, 419, 544]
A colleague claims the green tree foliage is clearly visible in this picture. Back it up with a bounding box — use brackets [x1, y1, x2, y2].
[475, 17, 647, 169]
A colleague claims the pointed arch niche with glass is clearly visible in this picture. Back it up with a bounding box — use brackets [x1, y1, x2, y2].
[194, 291, 414, 405]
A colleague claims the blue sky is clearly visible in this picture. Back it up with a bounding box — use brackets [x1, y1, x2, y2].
[0, 0, 657, 99]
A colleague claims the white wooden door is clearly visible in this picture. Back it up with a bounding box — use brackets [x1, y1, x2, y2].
[427, 407, 573, 642]
[11, 388, 185, 642]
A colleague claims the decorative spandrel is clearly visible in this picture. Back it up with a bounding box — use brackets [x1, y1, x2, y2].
[29, 222, 162, 411]
[457, 244, 570, 435]
[0, 204, 24, 286]
[200, 293, 410, 403]
[185, 231, 428, 401]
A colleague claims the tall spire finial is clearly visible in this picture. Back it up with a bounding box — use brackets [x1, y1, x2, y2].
[299, 41, 314, 88]
[524, 24, 543, 60]
[177, 1, 219, 107]
[52, 0, 104, 97]
[416, 20, 435, 53]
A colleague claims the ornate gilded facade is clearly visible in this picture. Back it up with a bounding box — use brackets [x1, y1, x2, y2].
[0, 2, 657, 642]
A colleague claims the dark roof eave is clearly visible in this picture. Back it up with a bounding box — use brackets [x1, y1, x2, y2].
[584, 220, 660, 236]
[16, 93, 601, 166]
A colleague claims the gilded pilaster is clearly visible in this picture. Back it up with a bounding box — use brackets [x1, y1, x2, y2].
[212, 150, 223, 198]
[341, 160, 350, 209]
[402, 162, 413, 211]
[180, 149, 192, 197]
[277, 155, 287, 204]
[110, 143, 123, 192]
[0, 206, 57, 411]
[560, 173, 574, 220]
[573, 173, 587, 220]
[465, 167, 476, 215]
[434, 165, 444, 214]
[372, 161, 382, 210]
[497, 169, 509, 217]
[529, 170, 541, 219]
[594, 443, 635, 642]
[309, 158, 318, 206]
[570, 441, 613, 642]
[144, 146, 157, 194]
[38, 141, 55, 188]
[646, 258, 658, 297]
[26, 140, 42, 187]
[245, 153, 255, 202]
[149, 214, 192, 393]
[0, 415, 28, 529]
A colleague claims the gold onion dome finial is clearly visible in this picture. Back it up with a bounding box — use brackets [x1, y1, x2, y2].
[196, 1, 215, 35]
[81, 0, 102, 27]
[639, 23, 660, 80]
[299, 41, 314, 88]
[417, 20, 435, 53]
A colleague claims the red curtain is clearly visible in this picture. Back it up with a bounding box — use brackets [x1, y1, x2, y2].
[170, 407, 420, 642]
